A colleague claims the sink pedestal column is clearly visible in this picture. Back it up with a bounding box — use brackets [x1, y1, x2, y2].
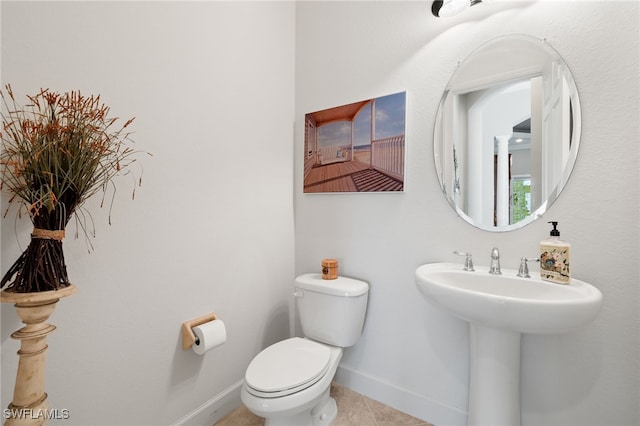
[468, 324, 521, 426]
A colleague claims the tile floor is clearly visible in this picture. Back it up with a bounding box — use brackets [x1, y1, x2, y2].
[215, 382, 433, 426]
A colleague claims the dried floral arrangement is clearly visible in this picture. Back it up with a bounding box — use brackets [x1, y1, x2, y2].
[1, 84, 144, 293]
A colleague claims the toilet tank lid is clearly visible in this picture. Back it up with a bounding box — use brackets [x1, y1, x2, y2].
[295, 273, 369, 297]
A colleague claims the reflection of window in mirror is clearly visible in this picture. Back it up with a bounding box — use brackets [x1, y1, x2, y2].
[511, 176, 531, 224]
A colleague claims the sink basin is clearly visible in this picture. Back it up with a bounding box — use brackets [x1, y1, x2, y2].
[415, 262, 603, 334]
[415, 262, 603, 426]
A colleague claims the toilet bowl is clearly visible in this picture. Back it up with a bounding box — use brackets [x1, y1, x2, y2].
[241, 274, 369, 426]
[241, 337, 342, 426]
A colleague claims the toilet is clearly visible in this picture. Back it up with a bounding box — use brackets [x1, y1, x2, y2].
[241, 273, 369, 426]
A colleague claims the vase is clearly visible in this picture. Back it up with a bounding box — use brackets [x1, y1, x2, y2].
[0, 285, 76, 425]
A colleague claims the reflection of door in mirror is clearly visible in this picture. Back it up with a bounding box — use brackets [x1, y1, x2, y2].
[463, 78, 538, 228]
[542, 60, 574, 199]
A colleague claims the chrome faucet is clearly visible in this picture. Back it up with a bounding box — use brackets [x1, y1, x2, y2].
[517, 257, 540, 278]
[453, 251, 474, 271]
[489, 247, 501, 275]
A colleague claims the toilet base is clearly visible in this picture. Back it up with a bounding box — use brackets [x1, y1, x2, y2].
[263, 388, 337, 426]
[311, 389, 337, 426]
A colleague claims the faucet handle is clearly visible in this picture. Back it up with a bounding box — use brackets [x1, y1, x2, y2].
[453, 251, 475, 271]
[489, 247, 502, 274]
[517, 257, 540, 278]
[491, 247, 500, 259]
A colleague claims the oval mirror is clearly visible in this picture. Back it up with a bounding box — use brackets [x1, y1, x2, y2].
[434, 34, 581, 232]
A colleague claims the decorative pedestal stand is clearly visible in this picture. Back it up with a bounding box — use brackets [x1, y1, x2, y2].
[1, 285, 76, 426]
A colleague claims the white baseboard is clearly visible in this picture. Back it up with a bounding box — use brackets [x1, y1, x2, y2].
[172, 368, 467, 426]
[172, 379, 244, 426]
[334, 365, 467, 426]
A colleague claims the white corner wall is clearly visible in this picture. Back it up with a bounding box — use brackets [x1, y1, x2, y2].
[295, 1, 639, 426]
[1, 2, 295, 425]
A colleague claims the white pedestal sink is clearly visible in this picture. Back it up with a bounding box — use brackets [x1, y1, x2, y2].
[415, 262, 603, 426]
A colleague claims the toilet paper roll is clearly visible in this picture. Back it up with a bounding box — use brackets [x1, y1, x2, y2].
[192, 319, 227, 355]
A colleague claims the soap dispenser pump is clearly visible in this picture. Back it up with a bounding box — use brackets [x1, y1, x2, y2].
[540, 221, 571, 284]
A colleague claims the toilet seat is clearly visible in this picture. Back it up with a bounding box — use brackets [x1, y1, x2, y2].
[245, 337, 331, 398]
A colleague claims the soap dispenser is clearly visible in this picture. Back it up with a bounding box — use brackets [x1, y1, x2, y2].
[540, 221, 571, 284]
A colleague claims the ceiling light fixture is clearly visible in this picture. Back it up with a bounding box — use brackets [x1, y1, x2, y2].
[432, 0, 483, 18]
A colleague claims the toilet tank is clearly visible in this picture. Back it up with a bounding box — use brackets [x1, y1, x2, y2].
[294, 273, 369, 347]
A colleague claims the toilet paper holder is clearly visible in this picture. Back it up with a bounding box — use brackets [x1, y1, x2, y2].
[181, 312, 218, 350]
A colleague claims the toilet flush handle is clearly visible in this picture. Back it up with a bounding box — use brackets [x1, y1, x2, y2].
[292, 291, 304, 298]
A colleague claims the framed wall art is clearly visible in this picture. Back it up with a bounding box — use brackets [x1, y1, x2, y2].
[303, 91, 406, 193]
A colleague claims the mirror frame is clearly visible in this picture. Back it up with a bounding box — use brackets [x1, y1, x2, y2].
[433, 34, 582, 232]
